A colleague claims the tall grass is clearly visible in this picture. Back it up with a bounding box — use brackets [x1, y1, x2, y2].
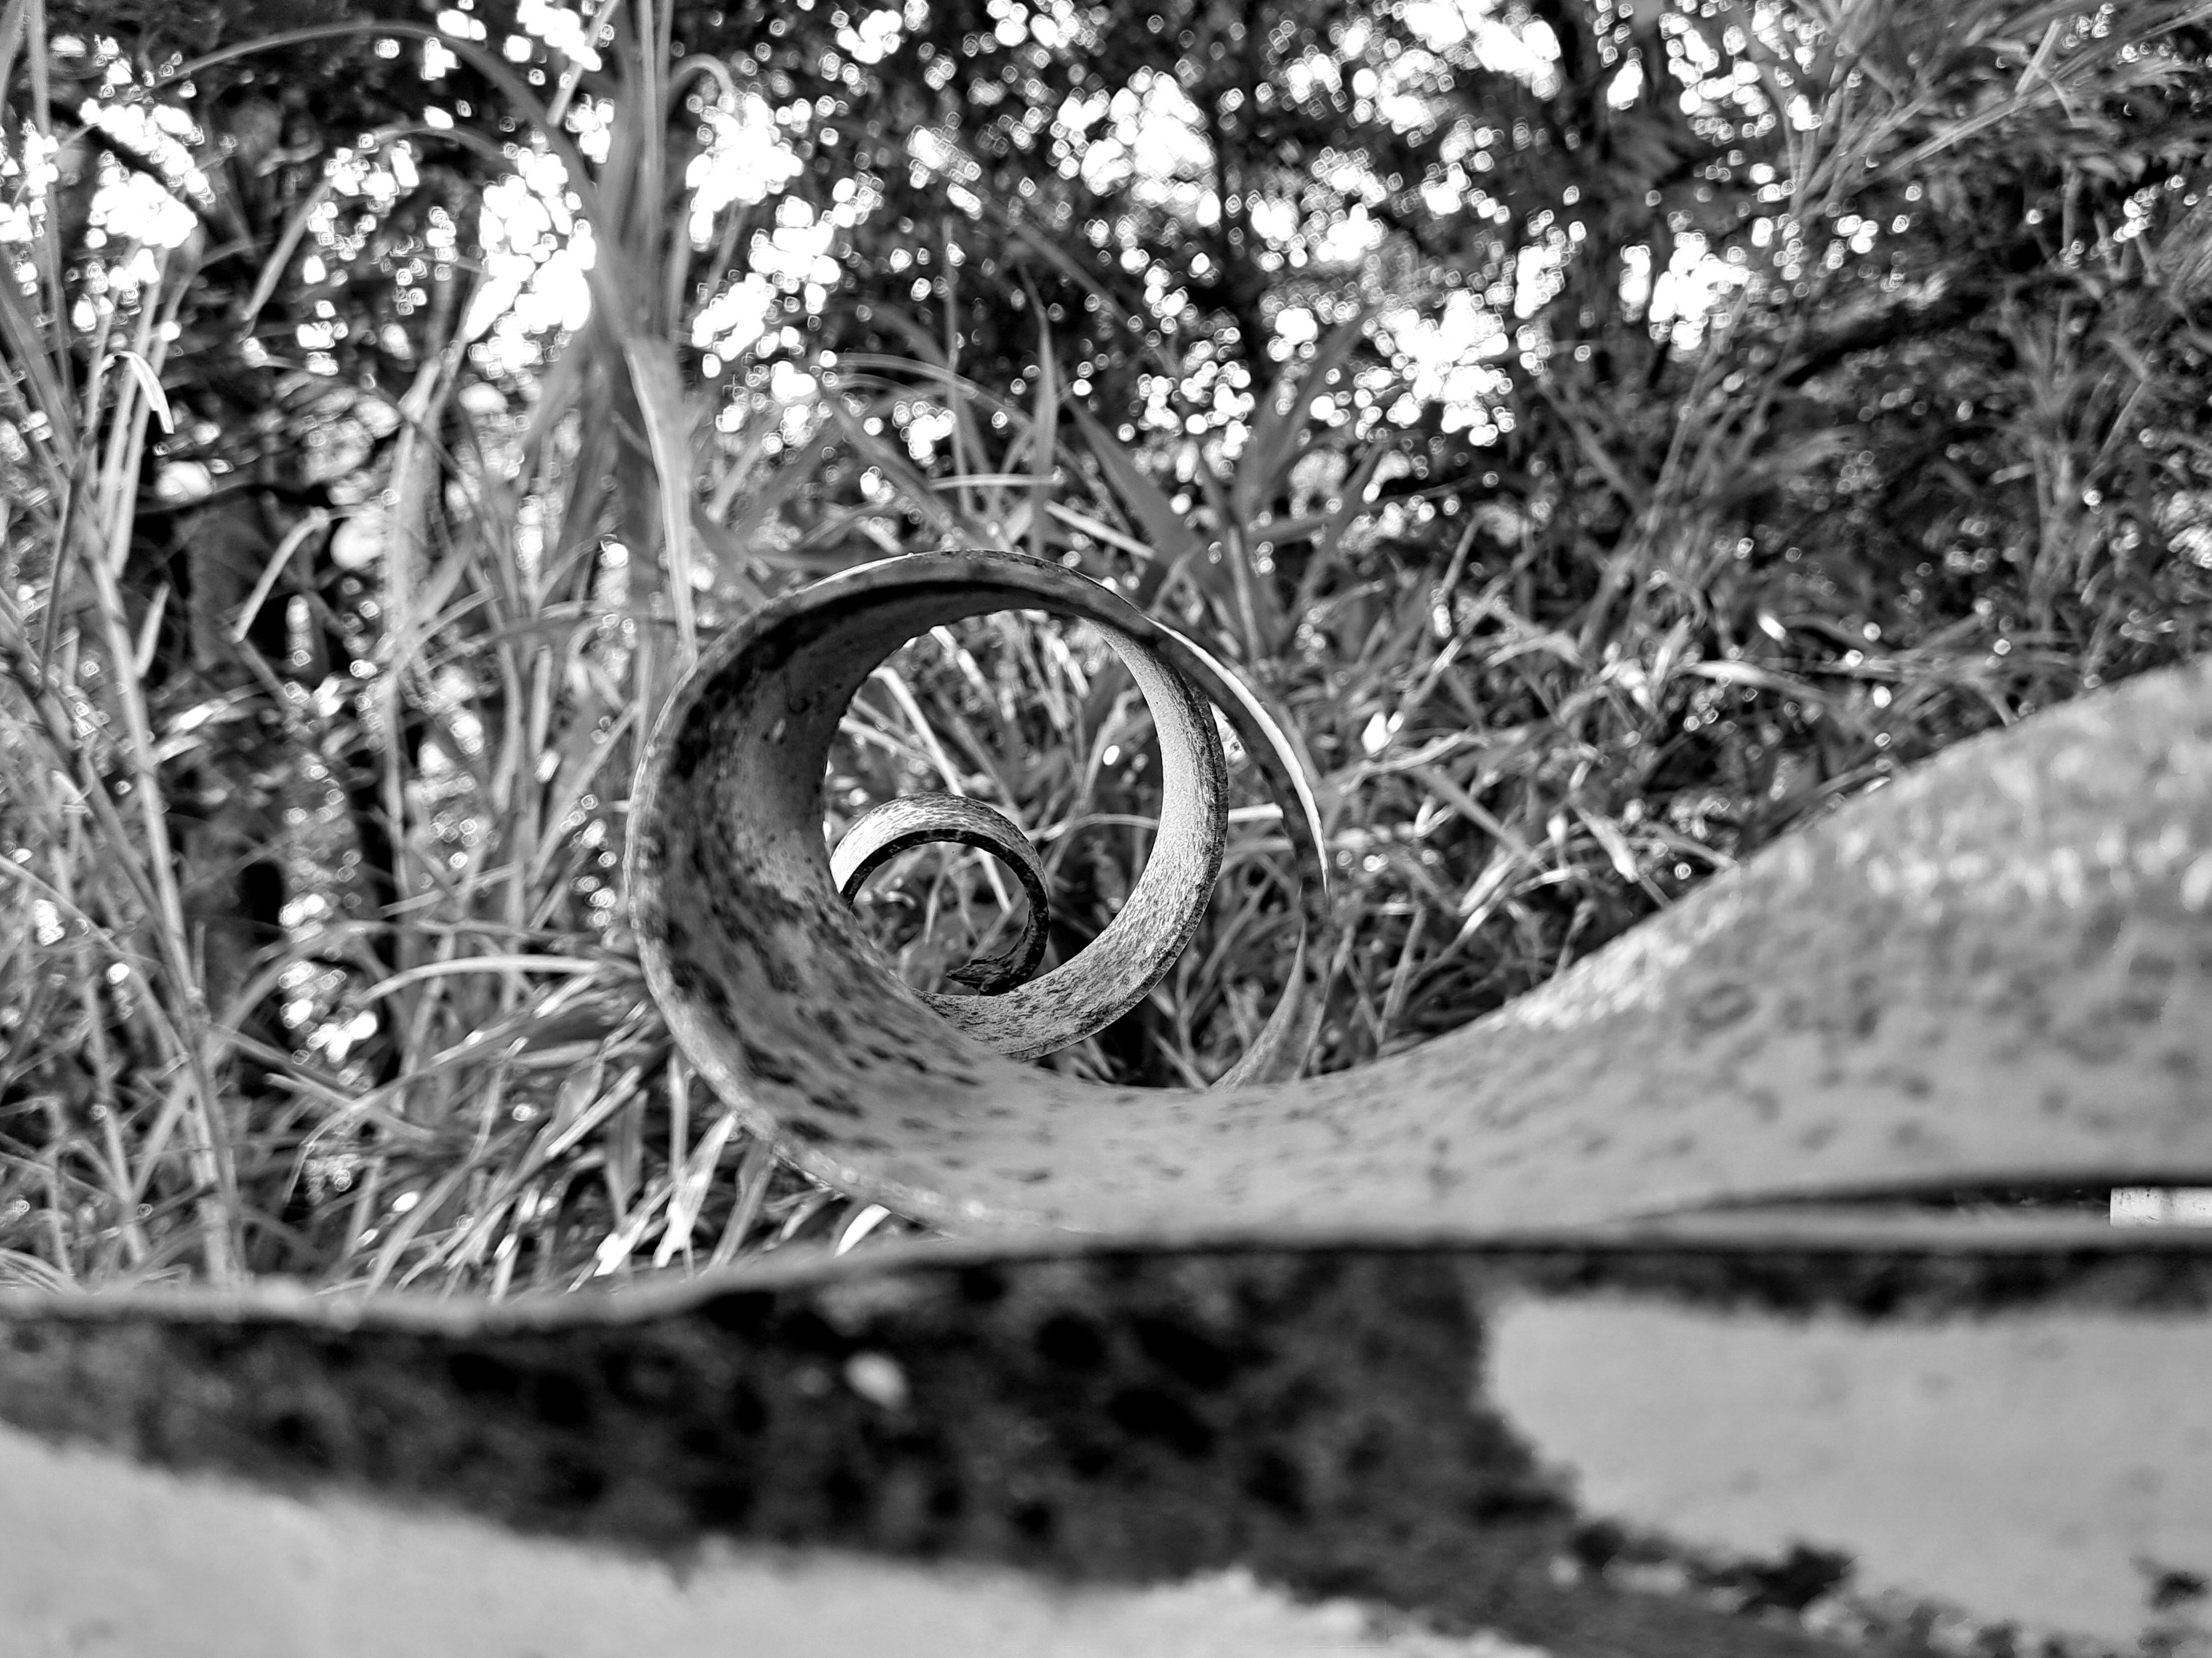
[0, 4, 839, 1290]
[3, 0, 2209, 1291]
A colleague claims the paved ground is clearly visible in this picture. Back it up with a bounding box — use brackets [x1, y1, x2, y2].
[0, 1423, 1544, 1658]
[1487, 1296, 2212, 1646]
[9, 1250, 2212, 1655]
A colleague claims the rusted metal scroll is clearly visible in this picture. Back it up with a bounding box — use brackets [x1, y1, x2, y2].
[629, 548, 2212, 1245]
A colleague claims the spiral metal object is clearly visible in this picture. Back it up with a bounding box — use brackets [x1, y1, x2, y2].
[629, 548, 2212, 1242]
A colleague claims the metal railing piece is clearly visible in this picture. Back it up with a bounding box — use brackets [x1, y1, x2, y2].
[630, 548, 2212, 1245]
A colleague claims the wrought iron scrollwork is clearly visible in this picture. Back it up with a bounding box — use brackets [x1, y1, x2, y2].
[630, 548, 2212, 1243]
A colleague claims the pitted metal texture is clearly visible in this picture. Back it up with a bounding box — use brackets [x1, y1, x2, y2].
[628, 549, 2212, 1242]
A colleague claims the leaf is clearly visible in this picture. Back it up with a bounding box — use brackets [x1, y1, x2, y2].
[1684, 659, 1830, 703]
[237, 173, 338, 331]
[1234, 309, 1370, 526]
[687, 501, 770, 606]
[0, 264, 73, 472]
[1573, 802, 1647, 887]
[820, 399, 972, 546]
[1024, 302, 1059, 566]
[1067, 405, 1211, 607]
[619, 337, 702, 658]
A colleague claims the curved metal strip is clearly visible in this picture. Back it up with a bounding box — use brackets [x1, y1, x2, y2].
[929, 612, 1226, 1060]
[1150, 622, 1336, 1087]
[831, 792, 1054, 997]
[630, 549, 2212, 1240]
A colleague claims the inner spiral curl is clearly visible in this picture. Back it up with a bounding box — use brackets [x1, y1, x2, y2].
[823, 595, 1226, 1058]
[830, 792, 1052, 996]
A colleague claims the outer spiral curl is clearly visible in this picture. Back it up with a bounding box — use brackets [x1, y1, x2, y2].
[631, 549, 2212, 1243]
[627, 549, 1333, 1225]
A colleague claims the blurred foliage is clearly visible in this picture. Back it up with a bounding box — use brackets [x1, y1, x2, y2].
[3, 0, 2211, 1288]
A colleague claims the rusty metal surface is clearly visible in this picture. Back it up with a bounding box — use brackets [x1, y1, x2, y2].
[630, 549, 2212, 1240]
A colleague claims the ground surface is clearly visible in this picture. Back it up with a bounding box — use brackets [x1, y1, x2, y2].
[6, 1242, 2212, 1655]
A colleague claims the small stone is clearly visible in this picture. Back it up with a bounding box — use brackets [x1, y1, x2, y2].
[844, 1350, 908, 1410]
